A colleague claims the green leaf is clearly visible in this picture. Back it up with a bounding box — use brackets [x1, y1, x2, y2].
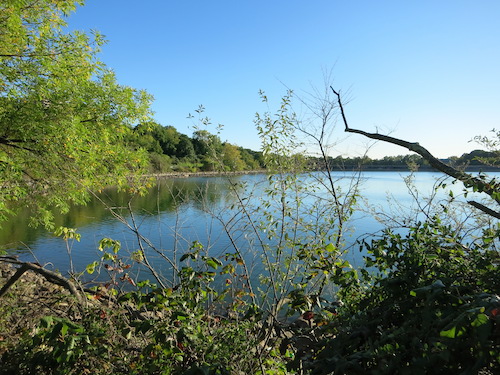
[174, 312, 189, 321]
[98, 238, 121, 253]
[102, 253, 115, 261]
[204, 257, 222, 269]
[440, 326, 456, 338]
[40, 316, 54, 328]
[54, 227, 81, 241]
[122, 328, 133, 340]
[60, 322, 68, 337]
[325, 243, 336, 252]
[471, 313, 489, 327]
[0, 2, 153, 229]
[68, 336, 76, 350]
[86, 261, 98, 274]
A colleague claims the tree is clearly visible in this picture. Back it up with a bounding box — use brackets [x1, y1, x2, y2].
[455, 149, 498, 167]
[154, 125, 180, 156]
[221, 142, 246, 171]
[175, 134, 195, 159]
[239, 147, 262, 169]
[131, 122, 163, 154]
[192, 130, 222, 171]
[192, 129, 222, 156]
[472, 129, 500, 167]
[0, 0, 153, 227]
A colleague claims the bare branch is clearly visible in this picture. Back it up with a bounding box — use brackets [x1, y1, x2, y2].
[467, 200, 500, 219]
[0, 256, 83, 305]
[331, 87, 500, 209]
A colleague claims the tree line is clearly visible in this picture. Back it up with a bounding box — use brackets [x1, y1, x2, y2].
[129, 123, 265, 173]
[306, 149, 500, 171]
[128, 120, 500, 174]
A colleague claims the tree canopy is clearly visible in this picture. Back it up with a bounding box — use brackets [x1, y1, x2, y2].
[0, 0, 153, 227]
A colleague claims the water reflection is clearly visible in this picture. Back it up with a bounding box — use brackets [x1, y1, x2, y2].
[1, 171, 485, 287]
[0, 176, 244, 251]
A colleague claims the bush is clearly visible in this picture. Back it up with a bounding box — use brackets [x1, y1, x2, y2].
[311, 218, 500, 375]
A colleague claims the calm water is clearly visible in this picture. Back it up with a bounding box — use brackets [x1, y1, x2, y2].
[0, 171, 481, 283]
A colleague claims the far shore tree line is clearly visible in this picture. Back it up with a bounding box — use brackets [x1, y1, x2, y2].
[130, 123, 265, 173]
[308, 148, 500, 171]
[129, 122, 499, 173]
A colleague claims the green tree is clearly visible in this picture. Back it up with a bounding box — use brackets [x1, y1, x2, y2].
[469, 129, 500, 167]
[192, 129, 221, 156]
[175, 133, 195, 159]
[239, 147, 263, 169]
[0, 0, 153, 227]
[131, 122, 162, 154]
[221, 142, 246, 171]
[192, 130, 222, 171]
[153, 125, 180, 156]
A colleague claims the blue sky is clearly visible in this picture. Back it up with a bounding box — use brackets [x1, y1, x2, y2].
[68, 1, 500, 158]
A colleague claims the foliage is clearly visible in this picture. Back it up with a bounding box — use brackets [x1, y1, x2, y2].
[250, 89, 363, 324]
[116, 257, 263, 374]
[5, 189, 498, 374]
[131, 122, 164, 154]
[221, 142, 246, 171]
[131, 120, 263, 173]
[149, 153, 173, 173]
[0, 241, 282, 375]
[0, 0, 153, 227]
[255, 89, 303, 173]
[311, 218, 500, 374]
[472, 129, 500, 167]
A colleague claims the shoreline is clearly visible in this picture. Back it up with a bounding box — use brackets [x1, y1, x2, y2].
[144, 166, 500, 180]
[145, 169, 268, 179]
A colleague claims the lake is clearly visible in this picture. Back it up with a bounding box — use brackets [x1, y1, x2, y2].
[0, 171, 484, 287]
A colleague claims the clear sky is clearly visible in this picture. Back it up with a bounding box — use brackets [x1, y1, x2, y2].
[67, 1, 500, 159]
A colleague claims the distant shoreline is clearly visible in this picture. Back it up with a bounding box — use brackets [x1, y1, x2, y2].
[146, 169, 268, 179]
[340, 165, 500, 172]
[145, 165, 500, 179]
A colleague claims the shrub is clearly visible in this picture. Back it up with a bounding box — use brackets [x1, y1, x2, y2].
[311, 218, 500, 375]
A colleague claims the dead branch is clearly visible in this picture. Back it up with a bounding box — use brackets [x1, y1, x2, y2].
[467, 200, 500, 219]
[331, 87, 500, 219]
[0, 264, 29, 298]
[0, 256, 83, 305]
